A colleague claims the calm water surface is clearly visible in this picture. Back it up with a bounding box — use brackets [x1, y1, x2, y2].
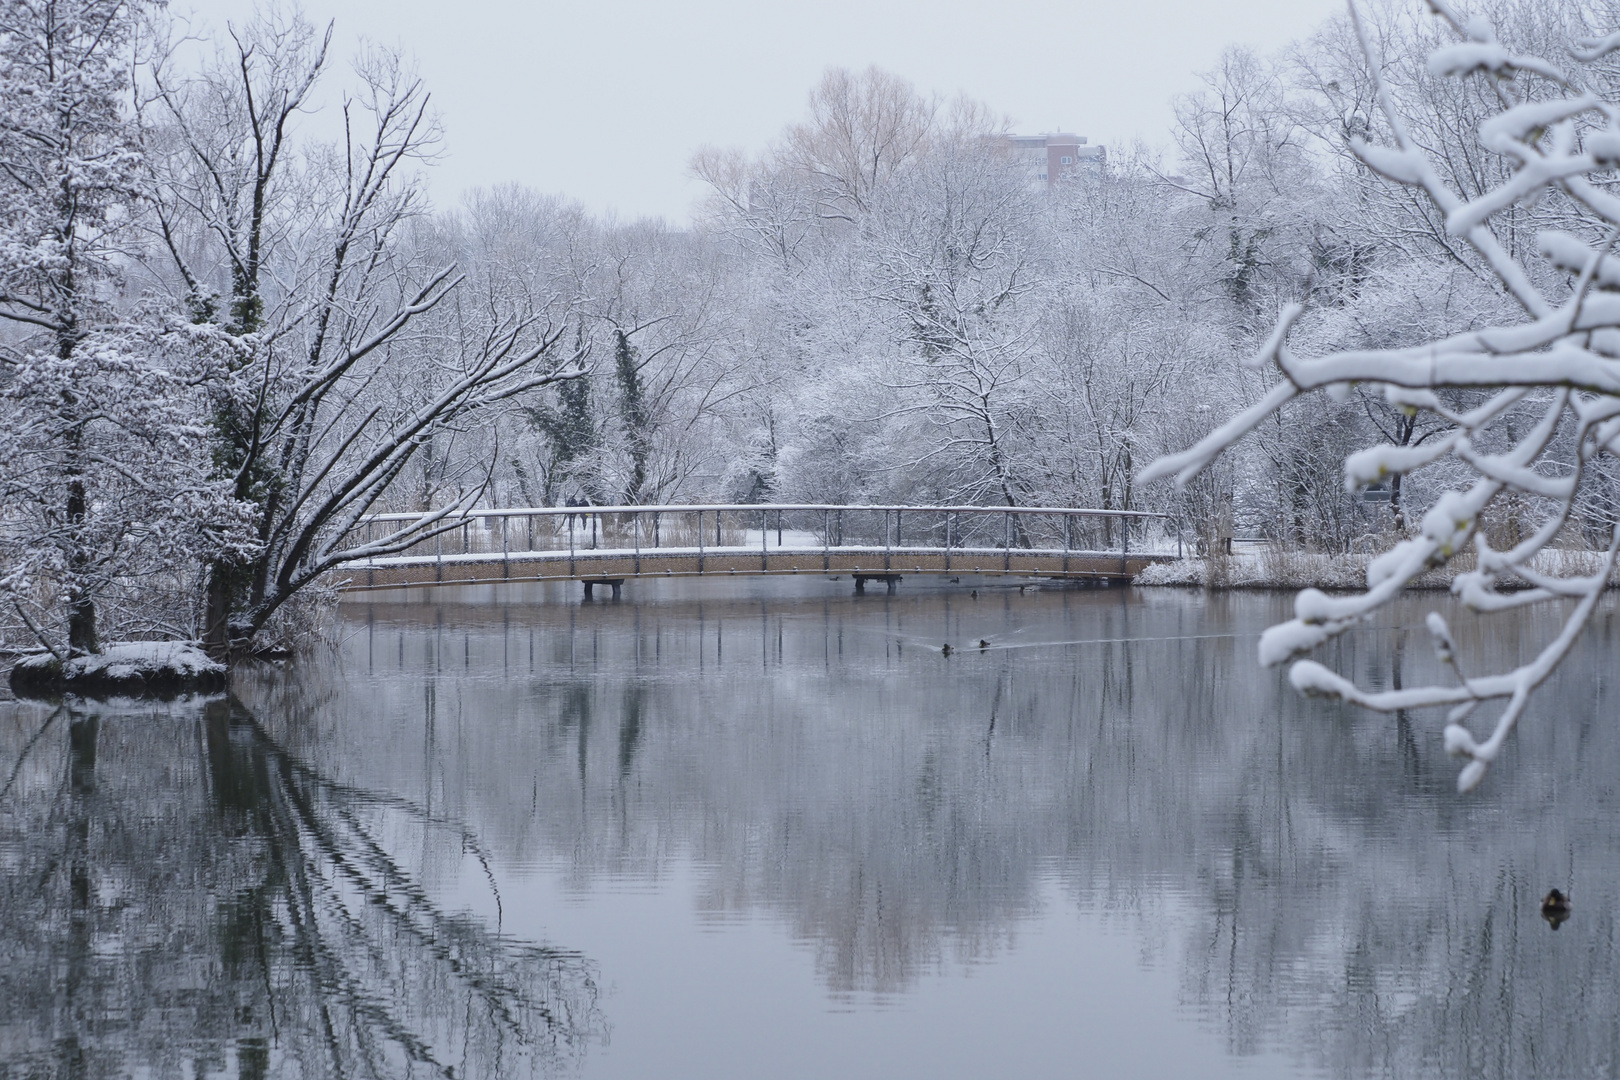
[3, 580, 1620, 1079]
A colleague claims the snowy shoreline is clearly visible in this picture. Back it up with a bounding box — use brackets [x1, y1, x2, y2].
[1133, 548, 1620, 592]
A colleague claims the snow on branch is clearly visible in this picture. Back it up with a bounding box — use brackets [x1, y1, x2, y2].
[1142, 0, 1620, 792]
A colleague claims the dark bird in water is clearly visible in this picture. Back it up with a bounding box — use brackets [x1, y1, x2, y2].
[949, 576, 960, 584]
[1542, 888, 1572, 929]
[970, 590, 978, 599]
[978, 639, 991, 650]
[941, 643, 953, 657]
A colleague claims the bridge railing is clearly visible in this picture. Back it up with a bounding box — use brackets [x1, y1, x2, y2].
[348, 503, 1182, 568]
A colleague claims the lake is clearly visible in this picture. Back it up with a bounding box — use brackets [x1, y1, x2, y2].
[3, 579, 1618, 1078]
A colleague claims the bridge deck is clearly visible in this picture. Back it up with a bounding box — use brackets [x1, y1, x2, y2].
[341, 544, 1172, 591]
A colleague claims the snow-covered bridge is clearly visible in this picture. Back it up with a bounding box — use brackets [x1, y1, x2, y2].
[342, 504, 1181, 595]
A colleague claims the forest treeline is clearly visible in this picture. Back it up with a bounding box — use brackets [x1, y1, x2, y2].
[1, 0, 1613, 658]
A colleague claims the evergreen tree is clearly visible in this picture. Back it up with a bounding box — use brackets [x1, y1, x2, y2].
[525, 324, 598, 501]
[614, 329, 652, 503]
[0, 0, 242, 656]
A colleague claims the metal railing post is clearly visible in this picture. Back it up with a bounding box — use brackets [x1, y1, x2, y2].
[1003, 511, 1011, 573]
[697, 509, 704, 573]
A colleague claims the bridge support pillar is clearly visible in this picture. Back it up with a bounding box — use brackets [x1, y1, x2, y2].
[583, 579, 624, 600]
[853, 574, 901, 595]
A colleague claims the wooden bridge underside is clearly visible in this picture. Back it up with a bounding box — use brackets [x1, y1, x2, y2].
[342, 546, 1172, 591]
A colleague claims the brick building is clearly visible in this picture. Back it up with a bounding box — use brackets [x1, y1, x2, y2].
[1002, 133, 1106, 190]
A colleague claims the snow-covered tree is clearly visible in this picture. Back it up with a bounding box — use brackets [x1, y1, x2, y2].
[0, 0, 247, 657]
[865, 134, 1042, 511]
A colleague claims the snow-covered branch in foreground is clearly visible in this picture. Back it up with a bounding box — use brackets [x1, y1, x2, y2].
[1141, 0, 1620, 792]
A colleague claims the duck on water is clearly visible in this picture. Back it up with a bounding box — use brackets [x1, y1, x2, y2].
[1542, 889, 1571, 929]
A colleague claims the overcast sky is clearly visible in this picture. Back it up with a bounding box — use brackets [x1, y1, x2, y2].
[197, 0, 1344, 224]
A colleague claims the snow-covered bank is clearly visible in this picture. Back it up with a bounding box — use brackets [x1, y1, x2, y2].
[1134, 548, 1620, 591]
[9, 642, 227, 699]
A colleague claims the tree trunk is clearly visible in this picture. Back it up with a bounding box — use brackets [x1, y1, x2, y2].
[202, 562, 237, 659]
[64, 477, 99, 655]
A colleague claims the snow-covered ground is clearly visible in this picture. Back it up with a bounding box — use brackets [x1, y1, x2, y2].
[10, 641, 226, 698]
[1134, 548, 1619, 591]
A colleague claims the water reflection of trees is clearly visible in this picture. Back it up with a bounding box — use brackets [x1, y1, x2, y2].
[0, 695, 601, 1079]
[300, 589, 1620, 1078]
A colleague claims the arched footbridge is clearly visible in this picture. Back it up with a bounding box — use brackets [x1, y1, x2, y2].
[342, 504, 1182, 595]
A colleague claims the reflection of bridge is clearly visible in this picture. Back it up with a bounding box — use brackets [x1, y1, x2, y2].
[342, 504, 1181, 595]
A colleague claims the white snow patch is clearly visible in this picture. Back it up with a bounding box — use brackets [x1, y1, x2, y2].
[16, 640, 224, 679]
[1133, 552, 1373, 590]
[1133, 547, 1620, 591]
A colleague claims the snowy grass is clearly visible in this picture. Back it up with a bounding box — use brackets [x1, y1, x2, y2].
[1134, 546, 1620, 591]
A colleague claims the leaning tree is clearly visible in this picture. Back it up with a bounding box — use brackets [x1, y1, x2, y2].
[147, 10, 583, 656]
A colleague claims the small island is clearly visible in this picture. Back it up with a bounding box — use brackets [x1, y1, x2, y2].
[9, 642, 227, 700]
